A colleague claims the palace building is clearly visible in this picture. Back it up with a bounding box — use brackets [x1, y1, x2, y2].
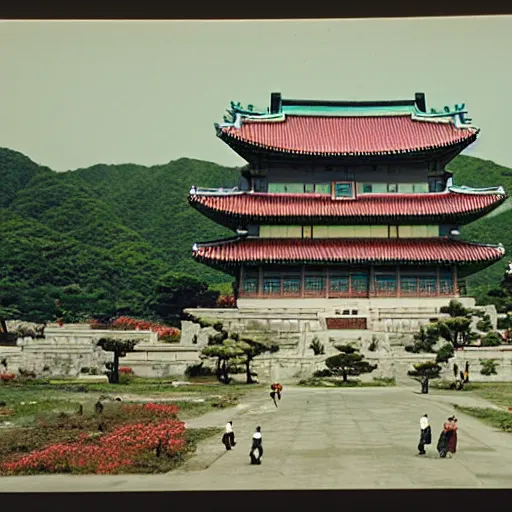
[189, 92, 506, 325]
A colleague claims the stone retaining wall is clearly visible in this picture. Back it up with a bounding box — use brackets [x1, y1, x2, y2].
[2, 319, 510, 383]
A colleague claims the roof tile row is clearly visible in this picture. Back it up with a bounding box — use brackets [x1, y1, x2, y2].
[194, 238, 504, 265]
[218, 115, 478, 156]
[189, 190, 506, 222]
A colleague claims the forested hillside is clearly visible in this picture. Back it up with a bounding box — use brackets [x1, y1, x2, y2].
[449, 156, 512, 301]
[0, 147, 510, 323]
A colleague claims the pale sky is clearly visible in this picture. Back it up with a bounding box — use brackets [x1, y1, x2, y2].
[1, 17, 511, 172]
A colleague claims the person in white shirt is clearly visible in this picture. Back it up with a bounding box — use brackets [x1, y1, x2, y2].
[250, 426, 263, 465]
[222, 421, 236, 450]
[418, 413, 432, 455]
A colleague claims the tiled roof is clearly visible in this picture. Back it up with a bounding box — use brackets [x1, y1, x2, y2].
[193, 238, 504, 266]
[189, 190, 506, 225]
[217, 115, 478, 156]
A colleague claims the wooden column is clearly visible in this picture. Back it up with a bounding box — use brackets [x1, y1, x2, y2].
[300, 265, 305, 298]
[258, 266, 263, 298]
[326, 267, 330, 299]
[396, 265, 401, 297]
[369, 265, 375, 297]
[436, 266, 441, 297]
[239, 264, 244, 298]
[453, 265, 459, 296]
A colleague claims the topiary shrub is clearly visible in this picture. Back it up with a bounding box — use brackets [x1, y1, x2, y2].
[436, 343, 455, 363]
[480, 359, 498, 376]
[185, 362, 214, 378]
[309, 337, 325, 355]
[313, 368, 333, 378]
[476, 314, 493, 333]
[481, 331, 503, 347]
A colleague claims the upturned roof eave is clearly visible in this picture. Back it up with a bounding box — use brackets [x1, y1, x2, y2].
[216, 124, 478, 158]
[191, 237, 505, 267]
[188, 191, 508, 225]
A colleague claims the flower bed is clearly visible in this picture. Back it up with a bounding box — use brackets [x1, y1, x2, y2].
[217, 295, 236, 308]
[0, 403, 187, 475]
[89, 317, 181, 342]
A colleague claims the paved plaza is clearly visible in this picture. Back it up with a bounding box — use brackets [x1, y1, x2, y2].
[0, 385, 511, 491]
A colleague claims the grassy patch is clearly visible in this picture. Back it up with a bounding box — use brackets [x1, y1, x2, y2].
[172, 396, 240, 420]
[0, 378, 259, 399]
[465, 383, 512, 408]
[454, 405, 512, 432]
[0, 378, 250, 429]
[298, 377, 396, 388]
[431, 381, 512, 409]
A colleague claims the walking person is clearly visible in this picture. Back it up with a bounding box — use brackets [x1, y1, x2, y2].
[417, 413, 432, 455]
[249, 426, 263, 465]
[270, 385, 278, 408]
[437, 416, 455, 458]
[270, 383, 283, 407]
[447, 417, 458, 458]
[222, 421, 236, 450]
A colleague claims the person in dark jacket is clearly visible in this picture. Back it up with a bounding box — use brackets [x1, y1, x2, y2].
[437, 416, 455, 458]
[249, 426, 263, 465]
[447, 417, 458, 457]
[418, 413, 432, 455]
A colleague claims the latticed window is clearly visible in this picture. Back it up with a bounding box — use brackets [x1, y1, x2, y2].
[419, 276, 437, 295]
[262, 278, 280, 295]
[375, 274, 397, 295]
[329, 273, 350, 294]
[400, 276, 418, 295]
[282, 267, 301, 296]
[439, 270, 453, 295]
[304, 268, 325, 295]
[262, 271, 281, 295]
[333, 182, 354, 199]
[351, 272, 369, 296]
[282, 276, 301, 295]
[242, 269, 259, 295]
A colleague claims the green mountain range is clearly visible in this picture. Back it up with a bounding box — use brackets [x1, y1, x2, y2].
[0, 147, 510, 322]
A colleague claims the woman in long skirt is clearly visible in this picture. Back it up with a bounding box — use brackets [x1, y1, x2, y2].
[250, 426, 263, 465]
[447, 418, 458, 457]
[437, 416, 455, 458]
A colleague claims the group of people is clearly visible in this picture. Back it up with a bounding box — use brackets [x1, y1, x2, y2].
[222, 421, 264, 465]
[221, 383, 283, 465]
[418, 413, 458, 458]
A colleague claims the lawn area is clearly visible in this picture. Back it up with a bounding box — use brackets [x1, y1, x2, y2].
[454, 406, 512, 433]
[461, 382, 512, 409]
[0, 378, 260, 475]
[432, 381, 512, 409]
[431, 381, 512, 434]
[0, 377, 261, 425]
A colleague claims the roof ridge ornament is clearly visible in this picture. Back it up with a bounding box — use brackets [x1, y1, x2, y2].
[413, 102, 474, 127]
[217, 100, 284, 129]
